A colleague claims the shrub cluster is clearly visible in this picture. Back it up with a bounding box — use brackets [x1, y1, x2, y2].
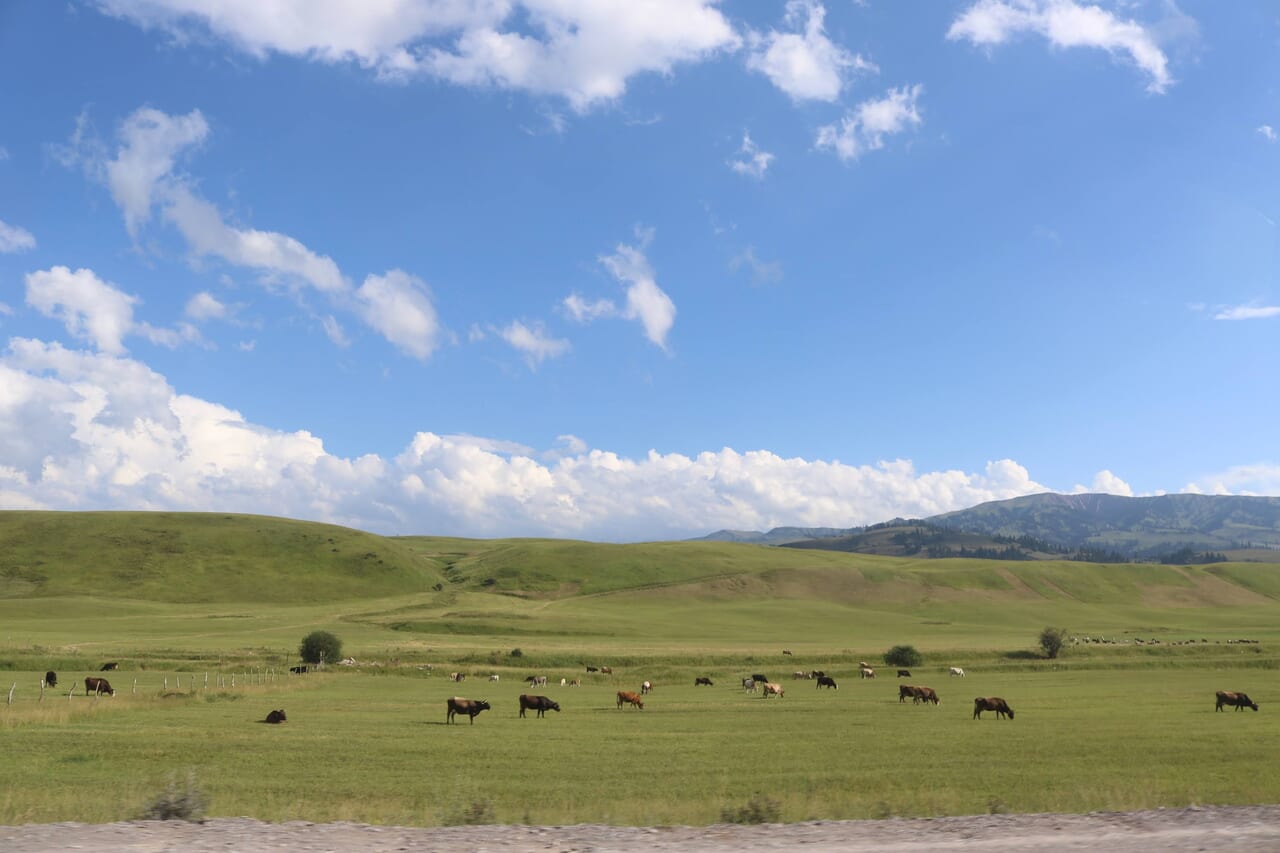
[882, 645, 922, 668]
[299, 630, 342, 665]
[719, 795, 781, 824]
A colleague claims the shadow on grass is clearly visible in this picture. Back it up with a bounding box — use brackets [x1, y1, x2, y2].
[1002, 650, 1045, 661]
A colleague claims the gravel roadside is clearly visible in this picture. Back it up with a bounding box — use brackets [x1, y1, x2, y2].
[4, 805, 1280, 852]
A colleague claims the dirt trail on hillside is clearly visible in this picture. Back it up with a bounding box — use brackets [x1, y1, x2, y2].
[4, 805, 1279, 852]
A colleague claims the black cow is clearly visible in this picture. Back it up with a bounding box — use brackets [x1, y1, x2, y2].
[264, 709, 287, 724]
[897, 669, 911, 678]
[100, 662, 119, 671]
[973, 697, 1014, 719]
[45, 671, 57, 688]
[446, 697, 491, 724]
[694, 677, 713, 686]
[289, 665, 308, 674]
[1216, 691, 1259, 712]
[816, 676, 838, 690]
[84, 676, 115, 696]
[518, 694, 561, 718]
[586, 666, 599, 673]
[751, 674, 769, 683]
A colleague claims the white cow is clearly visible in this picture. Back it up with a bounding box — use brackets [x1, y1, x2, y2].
[488, 674, 500, 682]
[743, 677, 758, 692]
[762, 682, 785, 698]
[860, 667, 875, 679]
[641, 680, 652, 695]
[949, 667, 965, 677]
[560, 677, 567, 687]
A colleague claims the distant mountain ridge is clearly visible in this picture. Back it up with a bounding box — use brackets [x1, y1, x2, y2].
[697, 493, 1280, 560]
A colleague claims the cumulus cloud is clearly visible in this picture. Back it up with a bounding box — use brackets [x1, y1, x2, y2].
[747, 0, 876, 102]
[185, 291, 227, 321]
[0, 220, 37, 253]
[354, 269, 444, 360]
[498, 320, 570, 367]
[0, 337, 1075, 538]
[1214, 304, 1280, 321]
[94, 0, 741, 111]
[1185, 463, 1280, 497]
[1259, 125, 1277, 143]
[816, 84, 923, 161]
[1072, 469, 1133, 496]
[25, 266, 142, 355]
[947, 0, 1174, 94]
[728, 132, 775, 179]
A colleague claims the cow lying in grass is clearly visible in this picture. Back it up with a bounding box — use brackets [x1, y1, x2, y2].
[446, 697, 491, 724]
[264, 709, 287, 724]
[1216, 691, 1259, 712]
[973, 697, 1013, 719]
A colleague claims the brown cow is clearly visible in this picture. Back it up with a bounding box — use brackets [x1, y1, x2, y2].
[616, 690, 644, 710]
[898, 684, 917, 703]
[518, 694, 560, 718]
[84, 676, 115, 696]
[1216, 691, 1259, 712]
[973, 697, 1014, 719]
[600, 666, 613, 675]
[264, 709, 287, 723]
[914, 686, 940, 705]
[446, 697, 491, 724]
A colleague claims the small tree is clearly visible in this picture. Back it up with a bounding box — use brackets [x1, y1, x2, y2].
[300, 630, 342, 665]
[1038, 626, 1068, 660]
[882, 645, 923, 668]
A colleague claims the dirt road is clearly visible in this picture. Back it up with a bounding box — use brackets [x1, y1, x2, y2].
[4, 805, 1278, 851]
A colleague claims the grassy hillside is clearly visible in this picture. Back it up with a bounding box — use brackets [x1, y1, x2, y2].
[0, 512, 445, 603]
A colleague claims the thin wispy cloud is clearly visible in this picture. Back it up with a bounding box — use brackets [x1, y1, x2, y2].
[0, 220, 36, 253]
[1214, 304, 1280, 321]
[728, 132, 775, 179]
[816, 85, 923, 161]
[1258, 125, 1277, 143]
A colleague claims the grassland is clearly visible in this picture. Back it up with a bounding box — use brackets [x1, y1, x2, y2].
[1, 512, 1278, 826]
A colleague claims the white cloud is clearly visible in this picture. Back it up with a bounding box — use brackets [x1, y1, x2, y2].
[95, 0, 741, 112]
[0, 220, 36, 253]
[728, 132, 775, 179]
[499, 320, 570, 367]
[599, 234, 677, 349]
[816, 84, 923, 161]
[1185, 463, 1280, 497]
[729, 246, 783, 285]
[322, 315, 351, 348]
[1259, 125, 1278, 143]
[563, 293, 618, 322]
[0, 336, 1069, 538]
[1072, 469, 1133, 496]
[107, 107, 209, 237]
[747, 0, 876, 102]
[1214, 304, 1280, 321]
[947, 0, 1174, 94]
[25, 267, 141, 355]
[354, 269, 444, 360]
[185, 291, 227, 321]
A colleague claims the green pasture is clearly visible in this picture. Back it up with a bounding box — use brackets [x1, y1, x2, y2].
[2, 512, 1279, 825]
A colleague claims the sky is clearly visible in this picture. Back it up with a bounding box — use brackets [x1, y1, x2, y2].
[0, 0, 1278, 541]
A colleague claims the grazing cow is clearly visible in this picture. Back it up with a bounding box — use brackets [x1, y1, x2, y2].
[896, 670, 911, 678]
[810, 670, 826, 680]
[742, 677, 758, 692]
[695, 677, 713, 686]
[762, 682, 784, 698]
[973, 697, 1014, 720]
[531, 675, 548, 687]
[264, 709, 287, 724]
[489, 674, 500, 682]
[84, 676, 115, 696]
[816, 676, 838, 690]
[617, 691, 644, 710]
[898, 684, 917, 703]
[914, 686, 940, 705]
[44, 671, 57, 688]
[1216, 691, 1259, 712]
[783, 649, 793, 655]
[949, 667, 966, 677]
[289, 665, 308, 674]
[446, 697, 491, 724]
[450, 672, 466, 682]
[519, 694, 561, 718]
[586, 666, 599, 673]
[793, 670, 808, 680]
[100, 662, 119, 671]
[569, 678, 581, 687]
[860, 667, 875, 679]
[751, 674, 769, 683]
[641, 680, 653, 695]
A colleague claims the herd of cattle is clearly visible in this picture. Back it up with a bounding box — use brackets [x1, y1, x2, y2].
[44, 663, 1261, 723]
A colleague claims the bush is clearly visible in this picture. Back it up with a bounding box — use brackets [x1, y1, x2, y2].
[141, 770, 207, 821]
[443, 799, 495, 826]
[509, 647, 523, 658]
[882, 645, 923, 668]
[299, 630, 342, 665]
[1039, 626, 1069, 660]
[719, 794, 781, 824]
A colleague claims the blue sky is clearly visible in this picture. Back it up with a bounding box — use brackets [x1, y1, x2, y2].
[1, 0, 1277, 540]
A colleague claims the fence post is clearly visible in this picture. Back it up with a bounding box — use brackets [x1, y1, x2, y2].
[7, 683, 14, 705]
[68, 684, 74, 701]
[133, 678, 137, 695]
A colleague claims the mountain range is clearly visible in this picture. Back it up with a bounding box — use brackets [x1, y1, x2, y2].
[699, 493, 1280, 561]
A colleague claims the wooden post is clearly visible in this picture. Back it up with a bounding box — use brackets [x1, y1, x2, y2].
[164, 677, 168, 691]
[68, 684, 74, 701]
[133, 678, 137, 695]
[39, 679, 45, 702]
[7, 683, 14, 705]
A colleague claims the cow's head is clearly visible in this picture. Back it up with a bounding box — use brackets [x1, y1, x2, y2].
[475, 700, 491, 712]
